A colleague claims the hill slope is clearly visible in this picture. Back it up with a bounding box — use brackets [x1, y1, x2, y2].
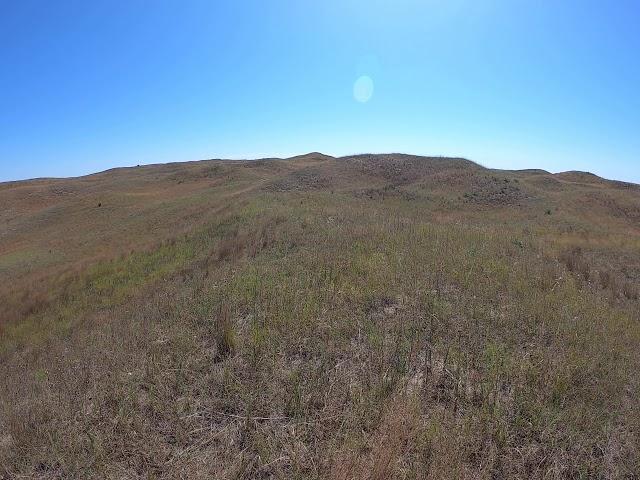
[1, 154, 639, 478]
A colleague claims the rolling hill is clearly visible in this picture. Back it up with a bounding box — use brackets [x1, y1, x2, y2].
[1, 153, 639, 478]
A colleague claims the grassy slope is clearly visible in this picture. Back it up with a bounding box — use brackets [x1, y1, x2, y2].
[1, 154, 639, 479]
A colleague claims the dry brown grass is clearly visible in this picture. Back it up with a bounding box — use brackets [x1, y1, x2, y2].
[331, 396, 420, 480]
[1, 154, 639, 478]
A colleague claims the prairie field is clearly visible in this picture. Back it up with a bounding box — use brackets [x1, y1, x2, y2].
[1, 153, 639, 478]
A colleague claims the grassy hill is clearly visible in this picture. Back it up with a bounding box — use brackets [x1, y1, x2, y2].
[1, 153, 639, 478]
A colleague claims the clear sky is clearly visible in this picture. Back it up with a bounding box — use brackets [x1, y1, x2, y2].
[1, 1, 639, 183]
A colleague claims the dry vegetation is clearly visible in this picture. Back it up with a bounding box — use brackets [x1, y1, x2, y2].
[1, 153, 639, 479]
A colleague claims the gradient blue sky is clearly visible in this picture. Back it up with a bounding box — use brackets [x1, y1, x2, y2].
[1, 1, 639, 182]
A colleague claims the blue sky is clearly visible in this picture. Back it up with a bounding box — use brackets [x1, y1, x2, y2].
[1, 0, 638, 183]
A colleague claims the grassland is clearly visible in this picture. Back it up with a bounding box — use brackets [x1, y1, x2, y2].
[1, 153, 639, 478]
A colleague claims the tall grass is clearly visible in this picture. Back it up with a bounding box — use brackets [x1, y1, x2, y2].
[1, 191, 639, 478]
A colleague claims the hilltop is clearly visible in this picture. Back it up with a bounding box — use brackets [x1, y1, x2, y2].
[1, 153, 639, 478]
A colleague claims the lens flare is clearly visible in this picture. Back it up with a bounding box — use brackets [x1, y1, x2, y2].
[353, 75, 374, 103]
